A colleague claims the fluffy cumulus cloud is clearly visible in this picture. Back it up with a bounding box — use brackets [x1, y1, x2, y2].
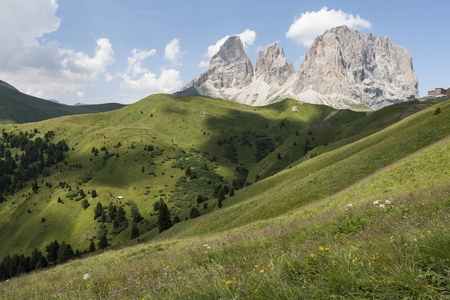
[127, 49, 157, 76]
[286, 6, 371, 47]
[0, 0, 115, 99]
[164, 38, 181, 64]
[122, 69, 182, 94]
[121, 47, 182, 94]
[199, 29, 256, 67]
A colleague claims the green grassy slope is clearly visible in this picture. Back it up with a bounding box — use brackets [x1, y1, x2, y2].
[0, 100, 448, 299]
[247, 98, 445, 181]
[0, 86, 125, 124]
[0, 94, 344, 258]
[156, 98, 450, 239]
[0, 95, 447, 261]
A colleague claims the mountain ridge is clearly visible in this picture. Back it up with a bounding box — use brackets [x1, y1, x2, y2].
[0, 80, 126, 124]
[180, 25, 419, 110]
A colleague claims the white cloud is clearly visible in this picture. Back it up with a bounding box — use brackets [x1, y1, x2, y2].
[121, 69, 182, 94]
[199, 29, 257, 68]
[164, 38, 181, 64]
[286, 6, 371, 47]
[198, 60, 209, 68]
[0, 0, 60, 53]
[0, 0, 115, 99]
[127, 48, 157, 76]
[121, 48, 182, 94]
[77, 91, 84, 98]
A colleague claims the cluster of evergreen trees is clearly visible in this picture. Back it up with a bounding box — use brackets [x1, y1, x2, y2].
[0, 240, 85, 281]
[0, 129, 69, 199]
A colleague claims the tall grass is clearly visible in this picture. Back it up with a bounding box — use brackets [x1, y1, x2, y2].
[0, 136, 448, 299]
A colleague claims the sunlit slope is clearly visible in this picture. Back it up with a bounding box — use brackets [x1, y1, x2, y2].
[0, 103, 448, 299]
[158, 99, 450, 239]
[0, 94, 345, 257]
[247, 99, 445, 181]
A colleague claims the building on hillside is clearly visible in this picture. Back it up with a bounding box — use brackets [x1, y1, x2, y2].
[428, 87, 449, 97]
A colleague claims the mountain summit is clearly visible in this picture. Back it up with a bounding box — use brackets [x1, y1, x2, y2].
[180, 26, 419, 110]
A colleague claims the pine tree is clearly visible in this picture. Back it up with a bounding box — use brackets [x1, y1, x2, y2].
[158, 200, 172, 233]
[172, 215, 181, 224]
[218, 188, 225, 202]
[81, 199, 90, 209]
[57, 242, 74, 264]
[94, 202, 103, 220]
[131, 223, 140, 239]
[45, 240, 60, 264]
[229, 188, 235, 197]
[89, 240, 96, 252]
[189, 207, 200, 219]
[98, 235, 108, 249]
[91, 189, 98, 198]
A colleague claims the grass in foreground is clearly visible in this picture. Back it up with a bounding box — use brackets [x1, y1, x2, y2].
[0, 137, 449, 299]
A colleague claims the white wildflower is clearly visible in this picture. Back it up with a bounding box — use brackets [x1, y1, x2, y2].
[83, 273, 90, 280]
[385, 200, 392, 205]
[373, 200, 379, 205]
[346, 204, 353, 207]
[379, 204, 385, 208]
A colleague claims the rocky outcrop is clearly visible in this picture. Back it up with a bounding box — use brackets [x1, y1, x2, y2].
[290, 26, 419, 109]
[183, 36, 254, 100]
[254, 43, 294, 85]
[180, 26, 419, 110]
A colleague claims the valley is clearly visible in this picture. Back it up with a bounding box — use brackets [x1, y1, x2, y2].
[0, 94, 448, 299]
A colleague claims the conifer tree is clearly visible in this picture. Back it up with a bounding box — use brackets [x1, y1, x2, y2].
[189, 207, 200, 219]
[45, 240, 60, 264]
[89, 240, 96, 252]
[131, 223, 140, 239]
[98, 235, 108, 249]
[172, 215, 181, 224]
[94, 202, 103, 220]
[158, 200, 172, 233]
[218, 187, 225, 202]
[57, 242, 74, 264]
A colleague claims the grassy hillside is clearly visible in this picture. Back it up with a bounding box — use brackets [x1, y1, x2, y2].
[0, 99, 448, 299]
[0, 86, 125, 124]
[0, 94, 345, 258]
[0, 95, 446, 261]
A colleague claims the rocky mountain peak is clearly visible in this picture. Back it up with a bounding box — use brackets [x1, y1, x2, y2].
[293, 25, 419, 109]
[213, 36, 247, 63]
[254, 43, 294, 85]
[180, 26, 419, 110]
[180, 36, 254, 99]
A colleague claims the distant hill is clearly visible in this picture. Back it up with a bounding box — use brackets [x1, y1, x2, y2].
[0, 80, 125, 124]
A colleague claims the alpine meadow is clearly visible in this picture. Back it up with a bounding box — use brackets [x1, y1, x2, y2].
[1, 2, 450, 298]
[0, 92, 449, 298]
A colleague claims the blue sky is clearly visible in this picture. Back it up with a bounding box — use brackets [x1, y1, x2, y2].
[0, 0, 448, 105]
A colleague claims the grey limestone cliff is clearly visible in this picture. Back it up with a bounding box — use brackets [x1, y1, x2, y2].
[180, 26, 419, 110]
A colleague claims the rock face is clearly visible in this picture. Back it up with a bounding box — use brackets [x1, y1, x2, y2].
[183, 36, 254, 100]
[254, 43, 294, 86]
[290, 26, 419, 109]
[180, 26, 419, 110]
